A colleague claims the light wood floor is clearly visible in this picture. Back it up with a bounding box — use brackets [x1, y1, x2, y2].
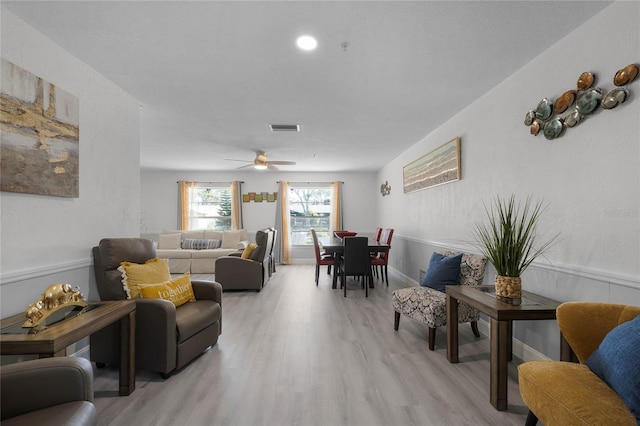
[93, 264, 529, 426]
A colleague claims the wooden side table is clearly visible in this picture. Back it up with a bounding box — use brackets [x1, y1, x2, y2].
[1, 300, 136, 396]
[445, 285, 563, 411]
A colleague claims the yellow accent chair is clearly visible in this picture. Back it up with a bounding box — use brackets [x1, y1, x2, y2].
[518, 302, 640, 426]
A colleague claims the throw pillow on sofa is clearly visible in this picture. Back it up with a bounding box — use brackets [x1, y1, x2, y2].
[182, 238, 222, 250]
[222, 230, 245, 249]
[158, 233, 181, 249]
[118, 257, 171, 299]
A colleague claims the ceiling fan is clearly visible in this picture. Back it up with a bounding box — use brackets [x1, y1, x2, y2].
[225, 151, 296, 170]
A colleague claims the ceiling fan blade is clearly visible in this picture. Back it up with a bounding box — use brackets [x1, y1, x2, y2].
[225, 158, 252, 163]
[237, 163, 255, 169]
[266, 163, 279, 171]
[268, 161, 296, 165]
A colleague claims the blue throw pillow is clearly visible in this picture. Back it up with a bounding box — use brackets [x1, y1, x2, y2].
[420, 252, 463, 293]
[586, 315, 640, 422]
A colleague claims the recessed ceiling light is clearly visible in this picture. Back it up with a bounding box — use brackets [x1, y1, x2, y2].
[296, 35, 317, 51]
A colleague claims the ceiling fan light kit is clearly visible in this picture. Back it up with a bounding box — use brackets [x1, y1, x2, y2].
[225, 151, 296, 171]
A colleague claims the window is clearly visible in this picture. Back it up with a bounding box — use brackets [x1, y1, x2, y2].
[288, 187, 332, 245]
[185, 184, 232, 230]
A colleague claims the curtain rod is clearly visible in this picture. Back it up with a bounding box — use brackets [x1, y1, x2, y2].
[176, 181, 244, 184]
[276, 181, 344, 184]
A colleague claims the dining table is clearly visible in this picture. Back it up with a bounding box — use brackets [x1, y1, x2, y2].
[321, 237, 389, 289]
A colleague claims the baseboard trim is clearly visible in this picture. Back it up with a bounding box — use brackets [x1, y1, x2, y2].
[68, 344, 90, 359]
[477, 319, 551, 362]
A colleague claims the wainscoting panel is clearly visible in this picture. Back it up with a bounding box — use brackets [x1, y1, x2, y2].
[388, 234, 640, 361]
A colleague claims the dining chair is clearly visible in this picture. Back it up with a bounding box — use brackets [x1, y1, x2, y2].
[373, 227, 383, 242]
[339, 236, 373, 297]
[371, 228, 394, 285]
[311, 229, 334, 286]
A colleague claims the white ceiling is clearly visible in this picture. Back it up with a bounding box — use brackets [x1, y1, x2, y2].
[2, 1, 612, 172]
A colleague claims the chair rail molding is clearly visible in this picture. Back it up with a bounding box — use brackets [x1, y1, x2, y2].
[0, 258, 92, 285]
[397, 234, 640, 290]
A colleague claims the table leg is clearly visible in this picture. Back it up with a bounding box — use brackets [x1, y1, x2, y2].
[490, 318, 509, 411]
[507, 320, 513, 361]
[446, 295, 459, 363]
[119, 310, 136, 396]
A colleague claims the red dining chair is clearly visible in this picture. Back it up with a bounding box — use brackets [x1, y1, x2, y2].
[311, 229, 334, 286]
[371, 228, 394, 285]
[373, 227, 383, 242]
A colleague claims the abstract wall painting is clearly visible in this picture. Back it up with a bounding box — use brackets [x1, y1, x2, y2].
[403, 137, 461, 193]
[1, 59, 79, 198]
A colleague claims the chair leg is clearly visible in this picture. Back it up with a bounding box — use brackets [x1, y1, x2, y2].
[365, 273, 368, 297]
[384, 265, 389, 285]
[471, 321, 480, 337]
[428, 327, 436, 350]
[315, 265, 320, 286]
[327, 265, 331, 274]
[343, 272, 347, 297]
[394, 311, 400, 331]
[525, 410, 538, 426]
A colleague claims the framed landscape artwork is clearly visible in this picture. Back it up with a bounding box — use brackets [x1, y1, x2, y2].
[1, 59, 79, 198]
[403, 137, 461, 193]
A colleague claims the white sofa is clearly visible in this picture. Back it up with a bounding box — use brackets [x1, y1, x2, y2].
[155, 229, 248, 274]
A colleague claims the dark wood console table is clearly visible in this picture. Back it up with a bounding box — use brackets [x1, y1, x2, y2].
[445, 285, 563, 411]
[1, 300, 136, 396]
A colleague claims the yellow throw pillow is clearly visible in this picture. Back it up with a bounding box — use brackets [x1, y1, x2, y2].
[118, 257, 171, 299]
[138, 273, 195, 307]
[241, 242, 258, 259]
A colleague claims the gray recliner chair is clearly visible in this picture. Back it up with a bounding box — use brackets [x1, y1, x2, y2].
[91, 238, 222, 378]
[215, 228, 272, 291]
[1, 357, 97, 426]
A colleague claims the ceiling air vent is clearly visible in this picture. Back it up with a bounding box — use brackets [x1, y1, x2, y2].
[270, 124, 300, 132]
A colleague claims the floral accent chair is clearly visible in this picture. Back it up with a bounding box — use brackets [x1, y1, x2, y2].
[392, 251, 487, 350]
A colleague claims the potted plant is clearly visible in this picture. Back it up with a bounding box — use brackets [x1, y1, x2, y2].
[473, 195, 558, 300]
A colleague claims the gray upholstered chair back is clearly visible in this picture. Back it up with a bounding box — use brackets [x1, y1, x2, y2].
[251, 229, 270, 263]
[93, 238, 156, 301]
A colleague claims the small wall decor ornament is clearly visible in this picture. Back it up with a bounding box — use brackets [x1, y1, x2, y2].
[380, 180, 391, 196]
[524, 63, 639, 140]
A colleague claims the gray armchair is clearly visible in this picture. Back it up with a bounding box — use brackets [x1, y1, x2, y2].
[1, 357, 97, 426]
[215, 228, 272, 291]
[91, 238, 222, 378]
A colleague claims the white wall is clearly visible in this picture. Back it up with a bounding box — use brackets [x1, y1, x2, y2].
[0, 9, 141, 317]
[377, 1, 640, 358]
[141, 169, 378, 255]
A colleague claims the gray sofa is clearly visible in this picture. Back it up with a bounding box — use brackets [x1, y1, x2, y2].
[1, 357, 97, 426]
[155, 229, 248, 274]
[91, 238, 222, 377]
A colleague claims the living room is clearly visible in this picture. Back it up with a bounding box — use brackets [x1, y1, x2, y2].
[1, 1, 638, 425]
